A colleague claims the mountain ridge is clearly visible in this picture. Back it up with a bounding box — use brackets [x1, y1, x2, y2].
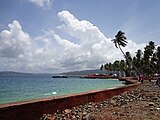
[0, 71, 33, 75]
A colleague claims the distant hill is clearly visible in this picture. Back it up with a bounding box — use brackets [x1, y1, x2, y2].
[60, 69, 109, 76]
[0, 71, 33, 75]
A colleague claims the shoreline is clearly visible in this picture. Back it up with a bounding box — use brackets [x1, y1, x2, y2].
[0, 78, 123, 105]
[0, 83, 124, 107]
[0, 79, 140, 120]
[41, 80, 160, 120]
[0, 82, 133, 108]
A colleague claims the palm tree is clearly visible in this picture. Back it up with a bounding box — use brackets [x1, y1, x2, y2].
[150, 53, 157, 73]
[113, 60, 120, 71]
[133, 49, 143, 73]
[120, 60, 126, 71]
[100, 64, 104, 70]
[112, 31, 128, 57]
[149, 41, 155, 50]
[112, 31, 139, 76]
[125, 51, 132, 69]
[120, 60, 126, 77]
[143, 41, 156, 75]
[104, 63, 109, 70]
[156, 46, 160, 72]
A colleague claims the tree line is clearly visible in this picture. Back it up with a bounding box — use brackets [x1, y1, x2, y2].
[100, 31, 160, 77]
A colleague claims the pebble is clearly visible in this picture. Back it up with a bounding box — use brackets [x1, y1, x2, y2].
[156, 108, 160, 110]
[150, 108, 154, 111]
[64, 109, 71, 114]
[149, 102, 154, 106]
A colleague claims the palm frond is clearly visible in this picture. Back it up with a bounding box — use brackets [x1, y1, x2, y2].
[112, 39, 118, 48]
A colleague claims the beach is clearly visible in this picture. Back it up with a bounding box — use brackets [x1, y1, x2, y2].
[41, 80, 160, 120]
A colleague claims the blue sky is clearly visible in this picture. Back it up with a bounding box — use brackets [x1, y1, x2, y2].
[0, 0, 160, 73]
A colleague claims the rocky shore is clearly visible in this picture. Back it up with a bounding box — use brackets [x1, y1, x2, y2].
[40, 80, 160, 120]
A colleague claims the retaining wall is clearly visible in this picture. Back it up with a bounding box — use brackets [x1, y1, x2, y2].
[0, 82, 140, 120]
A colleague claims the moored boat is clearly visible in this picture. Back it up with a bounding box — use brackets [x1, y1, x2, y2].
[52, 75, 68, 78]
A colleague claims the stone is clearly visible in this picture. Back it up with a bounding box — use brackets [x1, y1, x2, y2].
[72, 115, 76, 120]
[152, 97, 158, 101]
[88, 105, 92, 108]
[150, 108, 154, 111]
[56, 110, 62, 114]
[89, 102, 93, 105]
[82, 112, 87, 116]
[72, 111, 76, 115]
[82, 113, 90, 120]
[129, 99, 133, 102]
[149, 102, 154, 106]
[120, 113, 125, 116]
[64, 109, 71, 114]
[110, 100, 116, 104]
[76, 115, 80, 119]
[156, 108, 160, 110]
[113, 112, 118, 115]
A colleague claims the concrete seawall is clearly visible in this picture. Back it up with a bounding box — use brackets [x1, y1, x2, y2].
[0, 82, 140, 120]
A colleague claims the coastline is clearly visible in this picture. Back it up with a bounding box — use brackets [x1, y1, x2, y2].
[41, 80, 160, 120]
[0, 79, 140, 120]
[0, 77, 123, 105]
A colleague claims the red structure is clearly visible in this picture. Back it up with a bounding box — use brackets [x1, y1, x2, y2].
[83, 73, 118, 79]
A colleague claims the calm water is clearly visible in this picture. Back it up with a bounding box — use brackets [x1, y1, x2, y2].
[0, 74, 124, 104]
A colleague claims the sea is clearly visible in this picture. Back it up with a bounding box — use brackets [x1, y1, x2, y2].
[0, 74, 124, 104]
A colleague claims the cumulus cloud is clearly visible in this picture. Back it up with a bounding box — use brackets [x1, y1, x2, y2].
[29, 0, 53, 9]
[0, 20, 58, 72]
[0, 11, 146, 73]
[0, 20, 32, 58]
[57, 11, 111, 48]
[56, 11, 146, 70]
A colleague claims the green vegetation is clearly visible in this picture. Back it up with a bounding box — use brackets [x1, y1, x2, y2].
[100, 31, 160, 77]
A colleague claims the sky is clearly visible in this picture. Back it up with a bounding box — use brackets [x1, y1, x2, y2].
[0, 0, 160, 73]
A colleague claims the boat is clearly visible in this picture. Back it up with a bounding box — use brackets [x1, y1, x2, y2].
[52, 75, 68, 78]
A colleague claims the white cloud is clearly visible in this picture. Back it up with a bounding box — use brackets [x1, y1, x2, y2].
[0, 20, 32, 58]
[0, 20, 58, 72]
[57, 11, 110, 48]
[56, 11, 146, 70]
[29, 0, 53, 9]
[54, 34, 80, 51]
[0, 11, 146, 73]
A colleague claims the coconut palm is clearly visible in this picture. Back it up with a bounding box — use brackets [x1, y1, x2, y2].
[134, 49, 143, 72]
[112, 31, 139, 76]
[156, 46, 160, 72]
[104, 63, 109, 70]
[125, 51, 132, 69]
[112, 31, 128, 57]
[100, 64, 104, 70]
[143, 41, 157, 75]
[120, 60, 126, 71]
[120, 60, 126, 77]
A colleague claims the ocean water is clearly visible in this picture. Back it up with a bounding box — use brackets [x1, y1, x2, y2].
[0, 74, 124, 104]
